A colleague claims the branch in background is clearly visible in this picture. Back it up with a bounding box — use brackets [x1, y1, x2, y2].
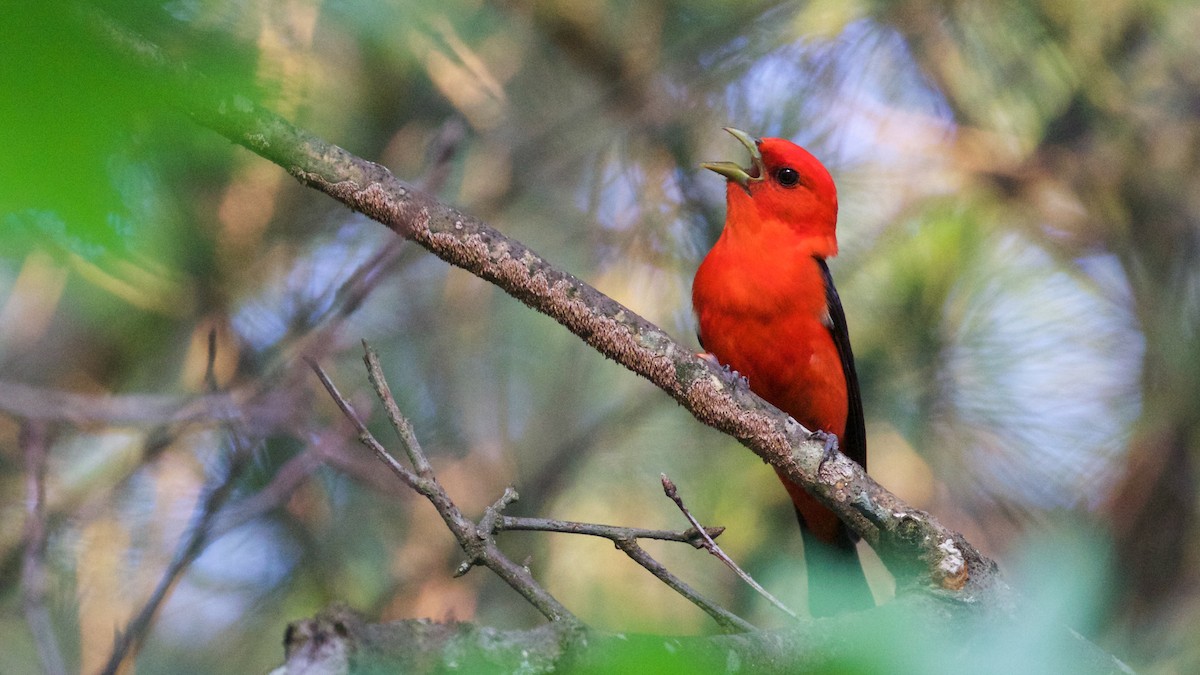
[102, 455, 253, 675]
[102, 334, 258, 675]
[324, 117, 466, 326]
[93, 10, 1002, 603]
[313, 344, 757, 632]
[308, 348, 579, 627]
[211, 444, 325, 539]
[20, 420, 67, 675]
[0, 379, 275, 426]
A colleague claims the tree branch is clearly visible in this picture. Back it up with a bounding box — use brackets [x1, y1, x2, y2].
[495, 513, 753, 633]
[94, 12, 1003, 602]
[314, 345, 763, 632]
[102, 334, 258, 675]
[308, 353, 579, 627]
[0, 379, 270, 426]
[611, 535, 754, 633]
[495, 515, 724, 545]
[662, 474, 798, 620]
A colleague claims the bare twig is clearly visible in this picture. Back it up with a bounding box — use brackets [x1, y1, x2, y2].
[20, 420, 67, 675]
[495, 512, 753, 632]
[319, 346, 753, 631]
[204, 327, 219, 386]
[306, 357, 422, 489]
[103, 440, 255, 675]
[314, 117, 465, 343]
[496, 515, 723, 546]
[662, 474, 798, 621]
[362, 342, 432, 478]
[308, 349, 579, 626]
[611, 537, 754, 633]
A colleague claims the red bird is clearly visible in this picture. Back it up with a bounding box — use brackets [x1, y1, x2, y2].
[693, 128, 873, 616]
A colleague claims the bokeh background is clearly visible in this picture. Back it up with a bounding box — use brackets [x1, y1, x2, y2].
[2, 0, 1198, 672]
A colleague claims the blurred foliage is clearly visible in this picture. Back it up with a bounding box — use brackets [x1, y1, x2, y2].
[1, 0, 1197, 672]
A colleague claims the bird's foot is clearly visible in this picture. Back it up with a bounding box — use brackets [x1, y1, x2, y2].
[809, 429, 840, 475]
[698, 352, 749, 389]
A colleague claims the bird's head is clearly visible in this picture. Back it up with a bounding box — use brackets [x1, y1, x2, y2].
[703, 127, 839, 257]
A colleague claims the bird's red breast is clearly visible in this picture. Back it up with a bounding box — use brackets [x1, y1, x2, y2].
[693, 130, 859, 545]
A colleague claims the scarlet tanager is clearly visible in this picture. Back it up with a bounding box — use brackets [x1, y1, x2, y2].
[693, 128, 874, 616]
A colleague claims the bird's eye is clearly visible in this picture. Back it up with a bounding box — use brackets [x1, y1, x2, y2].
[775, 167, 800, 187]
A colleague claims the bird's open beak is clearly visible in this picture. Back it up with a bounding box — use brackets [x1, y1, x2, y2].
[702, 127, 765, 190]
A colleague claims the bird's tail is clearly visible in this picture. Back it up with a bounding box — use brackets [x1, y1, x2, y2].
[799, 519, 875, 617]
[778, 472, 875, 616]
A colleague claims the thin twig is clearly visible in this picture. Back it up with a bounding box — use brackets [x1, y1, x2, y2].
[478, 488, 519, 543]
[319, 346, 753, 632]
[612, 537, 755, 633]
[308, 352, 579, 626]
[497, 512, 754, 632]
[362, 341, 432, 477]
[103, 441, 255, 675]
[326, 236, 408, 327]
[20, 420, 67, 675]
[306, 357, 422, 490]
[310, 118, 465, 347]
[661, 474, 798, 620]
[497, 515, 723, 546]
[205, 327, 219, 387]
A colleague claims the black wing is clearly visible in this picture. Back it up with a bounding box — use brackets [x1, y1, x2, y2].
[817, 258, 866, 470]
